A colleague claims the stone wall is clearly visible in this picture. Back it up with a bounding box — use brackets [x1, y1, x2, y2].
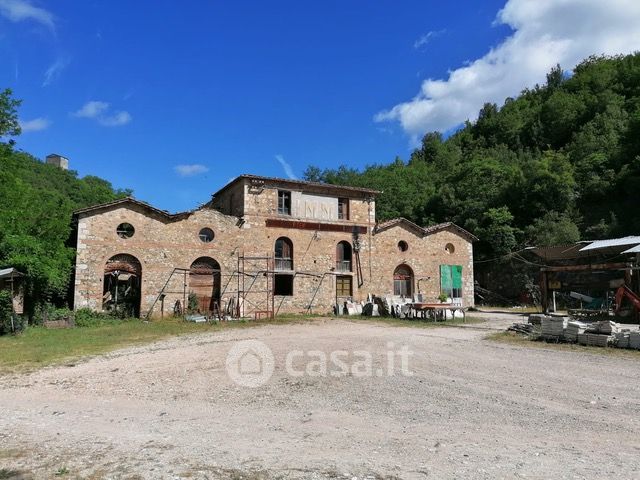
[74, 189, 474, 317]
[74, 204, 243, 317]
[368, 225, 475, 306]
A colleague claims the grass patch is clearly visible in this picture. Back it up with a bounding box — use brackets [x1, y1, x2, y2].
[487, 331, 640, 358]
[347, 315, 485, 328]
[0, 315, 319, 373]
[0, 469, 23, 480]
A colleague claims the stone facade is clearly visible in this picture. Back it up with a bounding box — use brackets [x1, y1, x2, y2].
[73, 175, 476, 317]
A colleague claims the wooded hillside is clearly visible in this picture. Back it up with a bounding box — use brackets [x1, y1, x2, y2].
[305, 54, 640, 261]
[0, 89, 130, 312]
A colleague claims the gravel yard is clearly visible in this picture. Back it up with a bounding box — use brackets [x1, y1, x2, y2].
[1, 314, 639, 479]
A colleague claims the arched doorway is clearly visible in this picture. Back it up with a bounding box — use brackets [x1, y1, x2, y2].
[393, 264, 414, 298]
[103, 254, 142, 317]
[189, 257, 221, 314]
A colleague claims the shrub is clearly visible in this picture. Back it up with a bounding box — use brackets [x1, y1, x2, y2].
[32, 303, 74, 325]
[187, 292, 199, 313]
[0, 290, 24, 335]
[74, 308, 125, 327]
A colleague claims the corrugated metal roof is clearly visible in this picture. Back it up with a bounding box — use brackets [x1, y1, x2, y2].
[579, 236, 640, 252]
[528, 242, 593, 260]
[0, 268, 24, 279]
[621, 244, 640, 254]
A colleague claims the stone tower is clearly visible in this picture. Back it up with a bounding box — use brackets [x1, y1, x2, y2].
[45, 153, 69, 170]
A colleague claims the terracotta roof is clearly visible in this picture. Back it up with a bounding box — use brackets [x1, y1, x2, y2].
[73, 197, 192, 220]
[375, 218, 478, 241]
[375, 217, 425, 235]
[212, 174, 380, 198]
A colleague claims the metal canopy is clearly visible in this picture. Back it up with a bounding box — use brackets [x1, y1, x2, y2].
[0, 267, 25, 280]
[622, 244, 640, 254]
[579, 236, 640, 252]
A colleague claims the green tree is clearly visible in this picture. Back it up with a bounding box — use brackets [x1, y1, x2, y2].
[0, 88, 21, 140]
[0, 90, 131, 315]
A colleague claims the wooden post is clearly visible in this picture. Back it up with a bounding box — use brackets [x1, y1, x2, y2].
[9, 271, 15, 333]
[540, 271, 548, 314]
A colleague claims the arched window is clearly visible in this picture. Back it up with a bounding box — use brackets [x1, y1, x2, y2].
[336, 241, 352, 272]
[274, 237, 293, 271]
[393, 264, 413, 298]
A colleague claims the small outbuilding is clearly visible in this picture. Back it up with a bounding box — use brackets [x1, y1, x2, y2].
[529, 236, 640, 318]
[0, 267, 25, 315]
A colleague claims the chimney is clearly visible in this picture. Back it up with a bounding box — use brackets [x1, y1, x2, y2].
[45, 153, 69, 170]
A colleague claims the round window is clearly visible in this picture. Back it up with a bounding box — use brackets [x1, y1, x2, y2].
[398, 241, 408, 252]
[198, 227, 215, 243]
[445, 243, 455, 254]
[116, 223, 135, 239]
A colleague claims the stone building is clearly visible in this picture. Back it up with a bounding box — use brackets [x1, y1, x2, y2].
[73, 174, 476, 318]
[45, 153, 69, 170]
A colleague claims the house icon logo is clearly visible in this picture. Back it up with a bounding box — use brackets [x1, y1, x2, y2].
[226, 339, 274, 387]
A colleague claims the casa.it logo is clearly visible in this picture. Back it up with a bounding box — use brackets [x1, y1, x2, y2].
[225, 340, 275, 388]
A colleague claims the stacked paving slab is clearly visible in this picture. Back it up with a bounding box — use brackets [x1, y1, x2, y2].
[528, 315, 640, 349]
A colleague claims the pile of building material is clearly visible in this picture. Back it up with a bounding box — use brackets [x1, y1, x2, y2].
[185, 314, 207, 323]
[523, 313, 640, 349]
[615, 331, 630, 348]
[587, 320, 619, 335]
[564, 321, 587, 342]
[541, 316, 567, 340]
[574, 320, 617, 346]
[577, 332, 613, 347]
[528, 314, 547, 326]
[508, 323, 535, 334]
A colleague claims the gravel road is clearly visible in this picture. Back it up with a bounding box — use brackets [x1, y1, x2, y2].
[1, 314, 639, 479]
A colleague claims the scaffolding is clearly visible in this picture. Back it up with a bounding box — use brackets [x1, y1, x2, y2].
[237, 253, 274, 319]
[146, 266, 229, 319]
[145, 250, 348, 320]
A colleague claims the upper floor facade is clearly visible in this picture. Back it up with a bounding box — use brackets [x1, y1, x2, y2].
[210, 174, 378, 227]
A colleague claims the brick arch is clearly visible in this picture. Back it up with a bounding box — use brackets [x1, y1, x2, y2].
[104, 253, 142, 276]
[393, 264, 414, 297]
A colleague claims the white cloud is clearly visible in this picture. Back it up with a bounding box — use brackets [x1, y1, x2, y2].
[73, 101, 109, 119]
[275, 154, 297, 180]
[376, 0, 640, 142]
[0, 0, 54, 30]
[42, 57, 70, 87]
[19, 117, 50, 132]
[72, 100, 132, 127]
[174, 164, 209, 177]
[413, 30, 444, 50]
[98, 111, 132, 127]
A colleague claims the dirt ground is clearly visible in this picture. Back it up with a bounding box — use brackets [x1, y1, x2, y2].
[1, 313, 640, 479]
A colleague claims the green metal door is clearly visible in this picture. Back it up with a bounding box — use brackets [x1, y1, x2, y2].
[440, 265, 463, 299]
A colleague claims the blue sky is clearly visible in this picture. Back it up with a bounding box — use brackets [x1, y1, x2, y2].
[2, 0, 640, 212]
